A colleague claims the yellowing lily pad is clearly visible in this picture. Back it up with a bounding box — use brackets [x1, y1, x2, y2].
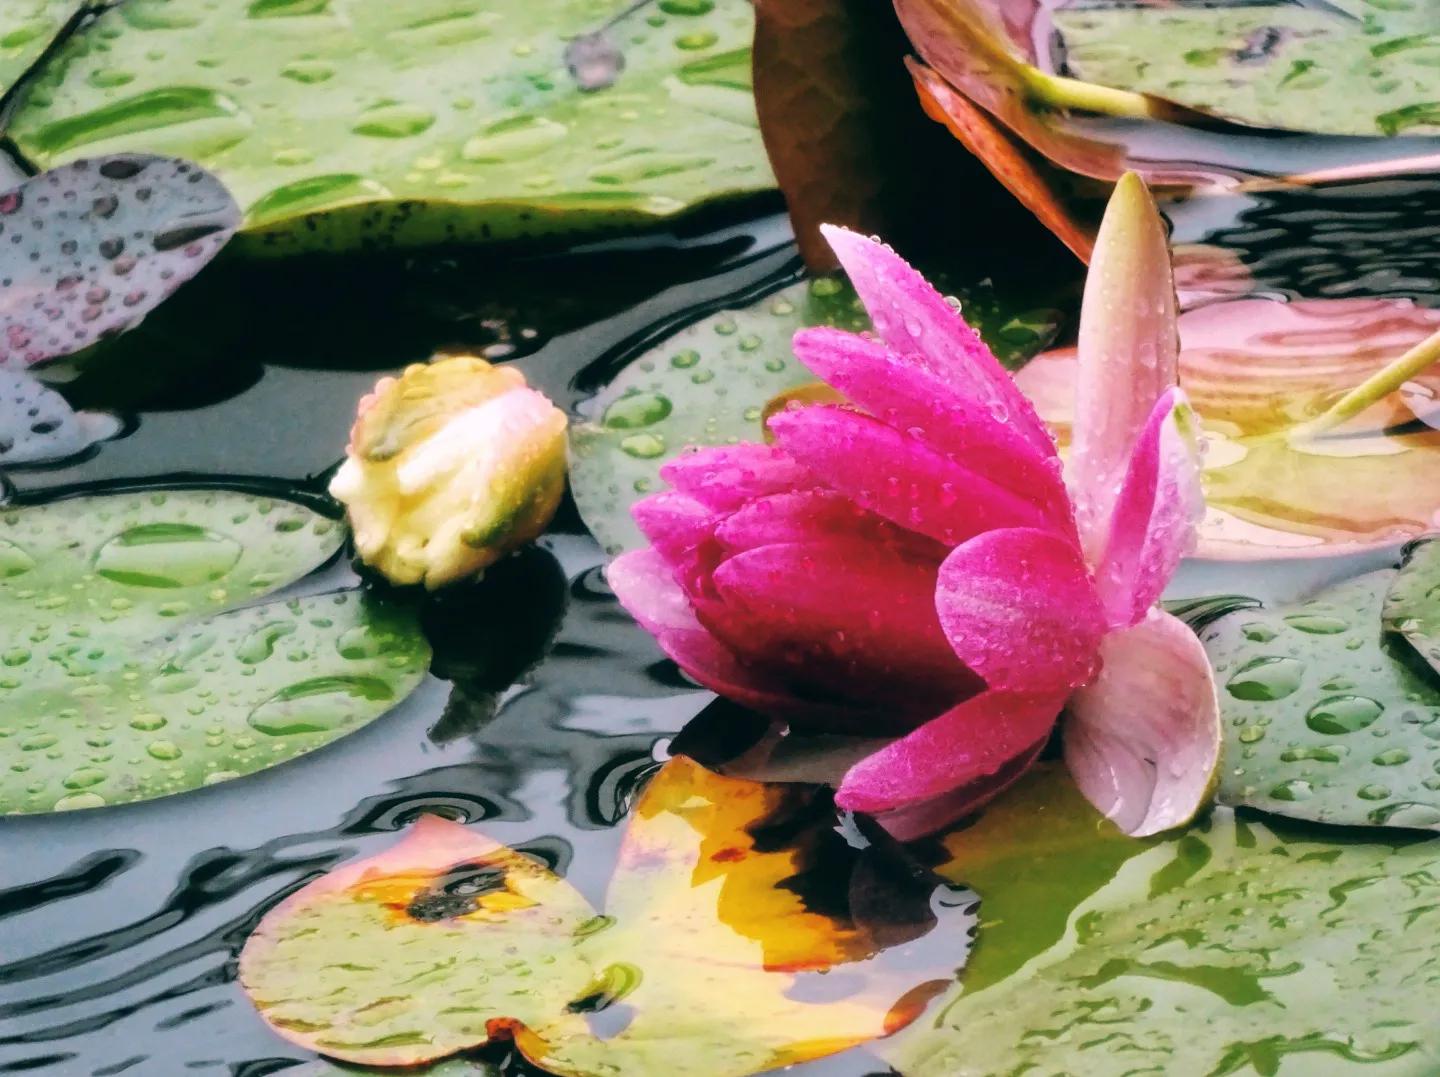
[1055, 0, 1440, 137]
[1015, 297, 1440, 557]
[0, 487, 432, 814]
[885, 806, 1440, 1075]
[1200, 561, 1440, 831]
[568, 274, 1060, 555]
[241, 755, 974, 1073]
[9, 0, 772, 252]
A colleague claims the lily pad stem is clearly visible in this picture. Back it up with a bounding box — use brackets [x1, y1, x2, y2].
[1021, 69, 1164, 120]
[1289, 323, 1440, 442]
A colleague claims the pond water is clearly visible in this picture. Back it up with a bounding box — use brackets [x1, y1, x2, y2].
[4, 116, 1440, 1074]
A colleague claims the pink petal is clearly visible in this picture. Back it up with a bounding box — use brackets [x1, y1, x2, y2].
[836, 689, 1064, 814]
[659, 443, 815, 512]
[768, 405, 1059, 546]
[936, 527, 1105, 695]
[709, 540, 980, 714]
[791, 326, 1070, 520]
[869, 736, 1047, 842]
[820, 224, 1054, 454]
[1094, 389, 1204, 628]
[714, 488, 948, 562]
[1063, 608, 1221, 837]
[1069, 173, 1180, 562]
[631, 491, 723, 590]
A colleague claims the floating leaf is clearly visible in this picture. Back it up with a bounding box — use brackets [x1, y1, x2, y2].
[10, 0, 772, 252]
[886, 806, 1440, 1075]
[0, 154, 240, 367]
[1385, 538, 1440, 677]
[0, 487, 431, 814]
[1015, 297, 1440, 557]
[1054, 0, 1440, 138]
[569, 274, 1061, 555]
[0, 1, 78, 97]
[241, 755, 974, 1073]
[0, 367, 119, 466]
[1201, 564, 1440, 831]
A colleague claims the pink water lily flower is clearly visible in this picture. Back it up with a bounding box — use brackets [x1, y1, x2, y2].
[609, 174, 1221, 838]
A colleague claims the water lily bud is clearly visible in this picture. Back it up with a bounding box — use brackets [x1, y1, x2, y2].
[330, 355, 568, 589]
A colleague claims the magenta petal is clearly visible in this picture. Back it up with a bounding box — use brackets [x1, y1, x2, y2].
[869, 737, 1047, 842]
[1094, 389, 1204, 628]
[792, 326, 1071, 523]
[768, 405, 1057, 547]
[836, 689, 1064, 814]
[820, 224, 1053, 454]
[709, 540, 978, 709]
[631, 492, 722, 585]
[659, 443, 815, 512]
[936, 527, 1106, 695]
[715, 488, 947, 561]
[1064, 609, 1222, 837]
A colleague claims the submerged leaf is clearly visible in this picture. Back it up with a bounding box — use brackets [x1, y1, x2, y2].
[886, 807, 1440, 1075]
[1056, 1, 1440, 137]
[1016, 297, 1440, 557]
[241, 756, 974, 1073]
[0, 154, 240, 367]
[569, 274, 1060, 555]
[0, 487, 431, 814]
[0, 367, 119, 466]
[10, 0, 772, 251]
[1202, 564, 1440, 831]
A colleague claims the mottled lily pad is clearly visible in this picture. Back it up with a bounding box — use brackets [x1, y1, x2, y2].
[1055, 0, 1440, 137]
[0, 154, 240, 367]
[568, 275, 1060, 555]
[0, 1, 79, 97]
[10, 0, 773, 252]
[885, 806, 1440, 1075]
[0, 367, 119, 466]
[1201, 567, 1440, 831]
[241, 755, 973, 1072]
[1384, 538, 1440, 677]
[0, 487, 432, 814]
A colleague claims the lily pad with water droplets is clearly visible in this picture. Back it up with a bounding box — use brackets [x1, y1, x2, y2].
[885, 804, 1440, 1075]
[9, 0, 772, 253]
[568, 274, 1061, 556]
[1384, 538, 1440, 679]
[0, 154, 240, 367]
[0, 486, 431, 814]
[241, 755, 974, 1072]
[0, 367, 119, 466]
[1054, 0, 1440, 138]
[1199, 565, 1440, 831]
[0, 1, 79, 97]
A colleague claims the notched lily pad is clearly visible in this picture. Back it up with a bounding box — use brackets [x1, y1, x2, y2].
[10, 0, 773, 251]
[0, 154, 240, 367]
[241, 755, 973, 1073]
[0, 486, 431, 814]
[1202, 563, 1440, 830]
[568, 274, 1060, 555]
[886, 807, 1440, 1075]
[0, 367, 120, 466]
[1054, 0, 1440, 137]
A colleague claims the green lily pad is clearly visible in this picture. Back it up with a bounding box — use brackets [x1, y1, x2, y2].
[9, 0, 773, 252]
[0, 1, 77, 97]
[1202, 568, 1440, 831]
[0, 487, 432, 814]
[1053, 1, 1440, 137]
[1384, 538, 1440, 677]
[886, 807, 1440, 1075]
[567, 274, 1061, 556]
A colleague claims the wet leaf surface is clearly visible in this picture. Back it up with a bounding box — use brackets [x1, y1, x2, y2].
[0, 154, 240, 368]
[1055, 0, 1440, 137]
[1385, 538, 1440, 678]
[9, 0, 773, 252]
[0, 1, 78, 97]
[569, 273, 1062, 556]
[0, 486, 430, 814]
[1202, 562, 1440, 831]
[1016, 297, 1440, 557]
[0, 367, 119, 466]
[886, 802, 1440, 1075]
[241, 755, 974, 1073]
